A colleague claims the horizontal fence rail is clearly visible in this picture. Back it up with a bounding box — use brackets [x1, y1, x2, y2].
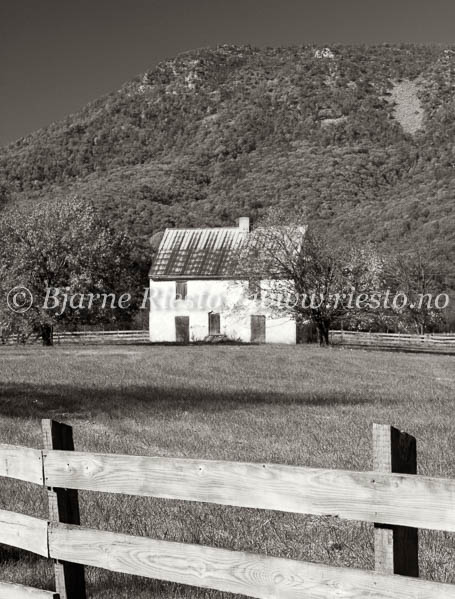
[47, 524, 455, 599]
[0, 581, 59, 599]
[0, 509, 48, 557]
[2, 420, 455, 598]
[3, 516, 455, 599]
[0, 444, 44, 485]
[42, 450, 455, 533]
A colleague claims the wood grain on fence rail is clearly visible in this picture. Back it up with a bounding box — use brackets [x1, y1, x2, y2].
[0, 445, 43, 485]
[48, 523, 455, 599]
[0, 581, 59, 599]
[43, 451, 455, 532]
[0, 509, 48, 557]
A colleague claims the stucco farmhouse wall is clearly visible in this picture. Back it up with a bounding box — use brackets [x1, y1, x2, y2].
[149, 279, 296, 344]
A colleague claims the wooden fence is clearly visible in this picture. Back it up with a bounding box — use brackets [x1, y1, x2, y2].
[330, 330, 455, 353]
[1, 330, 150, 346]
[54, 330, 150, 345]
[1, 420, 455, 598]
[5, 329, 455, 351]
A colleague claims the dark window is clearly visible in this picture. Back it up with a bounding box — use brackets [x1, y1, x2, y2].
[176, 281, 187, 300]
[208, 312, 221, 335]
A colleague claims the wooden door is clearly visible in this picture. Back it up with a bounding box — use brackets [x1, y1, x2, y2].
[175, 316, 190, 344]
[208, 313, 220, 335]
[250, 315, 266, 343]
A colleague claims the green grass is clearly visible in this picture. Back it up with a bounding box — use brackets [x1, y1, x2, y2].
[1, 344, 455, 597]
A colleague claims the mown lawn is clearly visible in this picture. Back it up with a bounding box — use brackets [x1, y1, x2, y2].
[0, 344, 455, 597]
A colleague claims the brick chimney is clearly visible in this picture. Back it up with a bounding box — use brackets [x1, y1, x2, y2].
[237, 217, 250, 231]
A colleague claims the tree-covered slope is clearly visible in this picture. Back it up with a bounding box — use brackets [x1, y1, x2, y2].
[1, 44, 454, 284]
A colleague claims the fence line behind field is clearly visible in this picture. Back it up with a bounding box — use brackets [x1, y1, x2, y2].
[3, 328, 455, 350]
[1, 421, 455, 598]
[330, 330, 455, 352]
[1, 330, 150, 346]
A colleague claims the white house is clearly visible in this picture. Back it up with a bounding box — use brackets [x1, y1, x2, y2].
[148, 217, 297, 344]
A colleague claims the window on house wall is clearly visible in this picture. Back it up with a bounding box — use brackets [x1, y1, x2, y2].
[249, 279, 262, 299]
[176, 281, 187, 300]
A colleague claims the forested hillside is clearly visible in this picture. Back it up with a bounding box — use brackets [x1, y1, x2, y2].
[1, 44, 454, 284]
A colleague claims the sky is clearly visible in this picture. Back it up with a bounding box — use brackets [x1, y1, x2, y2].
[1, 0, 455, 146]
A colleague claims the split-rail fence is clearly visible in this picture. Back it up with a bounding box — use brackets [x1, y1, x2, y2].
[330, 330, 455, 353]
[1, 330, 150, 346]
[1, 420, 455, 598]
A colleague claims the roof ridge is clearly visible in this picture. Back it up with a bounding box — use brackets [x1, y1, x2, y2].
[163, 225, 241, 232]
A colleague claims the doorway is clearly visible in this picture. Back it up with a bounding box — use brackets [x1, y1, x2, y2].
[250, 315, 266, 343]
[208, 312, 221, 335]
[175, 316, 190, 344]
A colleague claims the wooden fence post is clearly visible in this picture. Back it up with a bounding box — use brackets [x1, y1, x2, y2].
[373, 423, 419, 577]
[42, 419, 87, 599]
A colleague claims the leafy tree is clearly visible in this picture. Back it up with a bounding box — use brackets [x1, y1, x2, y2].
[235, 207, 384, 345]
[0, 197, 144, 345]
[385, 250, 448, 333]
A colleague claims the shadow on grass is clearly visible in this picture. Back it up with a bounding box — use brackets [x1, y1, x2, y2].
[0, 545, 31, 562]
[0, 546, 52, 577]
[0, 382, 383, 420]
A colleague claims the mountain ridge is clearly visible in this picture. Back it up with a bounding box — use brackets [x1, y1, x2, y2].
[1, 44, 454, 285]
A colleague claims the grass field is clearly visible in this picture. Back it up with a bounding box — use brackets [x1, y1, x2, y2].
[1, 344, 455, 597]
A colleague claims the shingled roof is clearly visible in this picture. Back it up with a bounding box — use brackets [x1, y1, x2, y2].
[149, 223, 249, 280]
